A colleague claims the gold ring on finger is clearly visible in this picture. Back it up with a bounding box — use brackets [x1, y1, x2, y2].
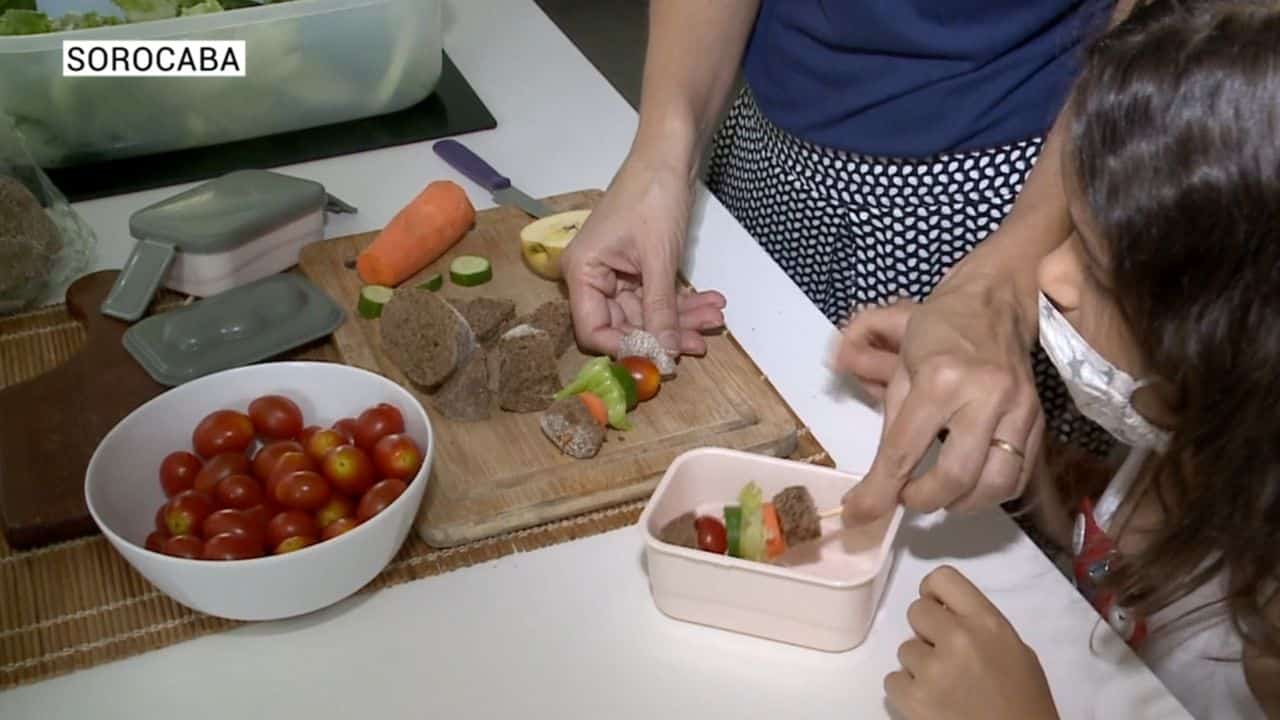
[989, 437, 1026, 460]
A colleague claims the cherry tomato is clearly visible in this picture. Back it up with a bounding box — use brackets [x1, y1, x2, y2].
[353, 404, 405, 452]
[357, 479, 407, 522]
[694, 516, 728, 554]
[321, 516, 359, 541]
[304, 429, 347, 464]
[164, 490, 215, 537]
[267, 510, 318, 549]
[298, 425, 322, 448]
[145, 530, 167, 553]
[248, 394, 304, 440]
[618, 356, 661, 402]
[321, 444, 376, 497]
[372, 434, 424, 481]
[203, 532, 264, 561]
[155, 504, 169, 533]
[275, 470, 332, 511]
[214, 473, 264, 510]
[201, 508, 265, 548]
[193, 452, 251, 495]
[332, 418, 359, 444]
[266, 451, 318, 499]
[274, 535, 316, 555]
[251, 440, 304, 482]
[158, 451, 202, 497]
[243, 503, 275, 537]
[162, 534, 204, 559]
[192, 409, 255, 459]
[315, 496, 356, 530]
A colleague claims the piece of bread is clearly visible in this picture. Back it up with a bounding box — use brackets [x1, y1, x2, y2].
[539, 396, 604, 459]
[773, 486, 821, 546]
[448, 297, 516, 344]
[0, 177, 61, 301]
[496, 324, 560, 412]
[658, 511, 698, 549]
[524, 299, 574, 356]
[381, 287, 475, 389]
[431, 349, 491, 422]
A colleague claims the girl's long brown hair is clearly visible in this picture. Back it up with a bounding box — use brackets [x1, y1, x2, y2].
[1067, 0, 1280, 654]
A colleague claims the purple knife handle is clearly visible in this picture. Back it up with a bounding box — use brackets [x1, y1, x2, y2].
[433, 140, 511, 191]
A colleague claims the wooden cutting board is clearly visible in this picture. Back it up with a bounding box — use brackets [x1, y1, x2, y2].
[298, 190, 799, 547]
[0, 271, 169, 549]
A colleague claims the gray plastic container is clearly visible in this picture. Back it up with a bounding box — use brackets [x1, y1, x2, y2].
[123, 272, 344, 386]
[101, 169, 335, 323]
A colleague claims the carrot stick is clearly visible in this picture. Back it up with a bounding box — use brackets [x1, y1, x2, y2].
[763, 502, 787, 559]
[356, 180, 476, 287]
[577, 391, 608, 427]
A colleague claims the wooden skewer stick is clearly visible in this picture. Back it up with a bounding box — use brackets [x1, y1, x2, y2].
[819, 505, 843, 519]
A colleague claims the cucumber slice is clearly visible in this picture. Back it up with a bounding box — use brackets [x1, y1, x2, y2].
[449, 255, 492, 287]
[724, 505, 742, 558]
[417, 273, 443, 291]
[357, 284, 394, 319]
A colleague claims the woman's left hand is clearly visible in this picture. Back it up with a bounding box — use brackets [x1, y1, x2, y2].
[886, 566, 1059, 720]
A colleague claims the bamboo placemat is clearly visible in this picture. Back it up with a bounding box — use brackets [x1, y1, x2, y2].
[0, 294, 833, 690]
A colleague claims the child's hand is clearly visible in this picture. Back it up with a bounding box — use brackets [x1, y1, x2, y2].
[885, 566, 1059, 720]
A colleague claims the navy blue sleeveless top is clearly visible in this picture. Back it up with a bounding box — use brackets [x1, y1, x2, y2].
[741, 0, 1113, 157]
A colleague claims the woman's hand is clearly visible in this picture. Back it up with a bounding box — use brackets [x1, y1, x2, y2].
[561, 154, 726, 358]
[886, 566, 1059, 720]
[836, 277, 1045, 521]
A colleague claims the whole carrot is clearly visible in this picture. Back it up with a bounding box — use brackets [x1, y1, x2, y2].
[356, 180, 476, 287]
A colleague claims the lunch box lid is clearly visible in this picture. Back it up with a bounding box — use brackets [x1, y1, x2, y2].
[129, 169, 326, 254]
[122, 273, 345, 387]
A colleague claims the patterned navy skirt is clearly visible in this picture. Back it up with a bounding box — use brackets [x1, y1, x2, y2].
[706, 87, 1113, 459]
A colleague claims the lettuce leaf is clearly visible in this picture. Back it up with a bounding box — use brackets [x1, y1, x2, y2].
[0, 10, 53, 36]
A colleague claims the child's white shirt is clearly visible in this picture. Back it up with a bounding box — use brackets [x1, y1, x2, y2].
[1099, 448, 1267, 719]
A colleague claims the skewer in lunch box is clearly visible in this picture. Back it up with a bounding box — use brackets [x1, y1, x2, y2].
[658, 483, 852, 562]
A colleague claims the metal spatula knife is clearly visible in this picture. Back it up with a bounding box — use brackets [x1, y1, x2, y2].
[432, 140, 552, 218]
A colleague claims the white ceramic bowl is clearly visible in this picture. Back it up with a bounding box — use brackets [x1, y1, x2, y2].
[640, 447, 902, 652]
[85, 361, 434, 621]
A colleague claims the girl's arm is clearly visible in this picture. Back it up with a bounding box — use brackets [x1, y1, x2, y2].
[886, 566, 1060, 719]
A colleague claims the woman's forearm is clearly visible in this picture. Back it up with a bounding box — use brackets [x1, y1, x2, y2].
[631, 0, 762, 179]
[931, 0, 1144, 343]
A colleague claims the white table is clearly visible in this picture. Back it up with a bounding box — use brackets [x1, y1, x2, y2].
[0, 2, 1190, 718]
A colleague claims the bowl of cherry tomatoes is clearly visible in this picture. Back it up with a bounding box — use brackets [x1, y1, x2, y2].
[84, 361, 433, 621]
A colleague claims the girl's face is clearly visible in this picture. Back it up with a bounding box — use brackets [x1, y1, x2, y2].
[1037, 168, 1176, 429]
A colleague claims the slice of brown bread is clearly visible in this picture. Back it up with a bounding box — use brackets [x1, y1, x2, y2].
[524, 299, 574, 356]
[773, 485, 820, 546]
[432, 349, 492, 421]
[539, 396, 604, 459]
[381, 287, 475, 389]
[496, 324, 560, 412]
[658, 511, 698, 549]
[448, 297, 516, 344]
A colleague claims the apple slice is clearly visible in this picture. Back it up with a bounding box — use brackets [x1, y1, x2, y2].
[520, 209, 592, 281]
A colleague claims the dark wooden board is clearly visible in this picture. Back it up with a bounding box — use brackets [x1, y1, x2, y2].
[0, 271, 168, 549]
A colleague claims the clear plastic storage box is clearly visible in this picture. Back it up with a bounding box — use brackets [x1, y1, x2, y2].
[0, 0, 442, 168]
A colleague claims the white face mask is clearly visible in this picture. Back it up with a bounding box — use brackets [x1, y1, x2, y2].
[1038, 292, 1171, 452]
